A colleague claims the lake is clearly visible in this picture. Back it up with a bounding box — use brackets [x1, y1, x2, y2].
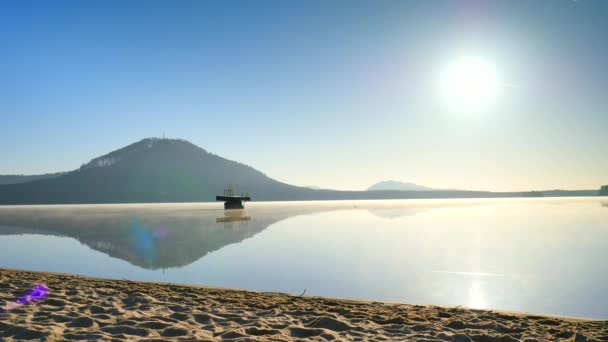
[0, 197, 607, 318]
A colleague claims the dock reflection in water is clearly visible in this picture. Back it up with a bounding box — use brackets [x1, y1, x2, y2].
[216, 210, 251, 229]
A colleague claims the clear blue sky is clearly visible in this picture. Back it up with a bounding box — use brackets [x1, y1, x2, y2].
[1, 0, 607, 191]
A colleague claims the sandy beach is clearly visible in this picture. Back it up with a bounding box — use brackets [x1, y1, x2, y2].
[1, 269, 607, 341]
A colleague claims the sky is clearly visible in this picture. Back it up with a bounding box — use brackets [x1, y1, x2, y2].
[1, 0, 607, 191]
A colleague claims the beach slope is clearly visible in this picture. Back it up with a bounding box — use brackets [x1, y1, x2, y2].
[1, 269, 607, 341]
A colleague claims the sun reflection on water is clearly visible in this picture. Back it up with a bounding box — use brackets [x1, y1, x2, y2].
[468, 277, 487, 309]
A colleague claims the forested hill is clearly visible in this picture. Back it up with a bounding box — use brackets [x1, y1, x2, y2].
[0, 138, 315, 204]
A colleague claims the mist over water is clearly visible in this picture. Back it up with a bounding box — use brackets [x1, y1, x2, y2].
[0, 198, 606, 318]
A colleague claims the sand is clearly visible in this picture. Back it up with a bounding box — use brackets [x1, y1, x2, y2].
[1, 269, 607, 341]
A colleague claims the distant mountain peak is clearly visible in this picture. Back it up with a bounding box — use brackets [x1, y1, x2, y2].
[304, 185, 322, 190]
[367, 180, 433, 191]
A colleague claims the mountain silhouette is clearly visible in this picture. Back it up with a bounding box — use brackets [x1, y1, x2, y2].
[0, 138, 601, 204]
[0, 138, 318, 204]
[368, 180, 433, 191]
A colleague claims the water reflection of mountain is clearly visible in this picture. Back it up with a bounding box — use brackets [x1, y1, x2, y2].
[366, 200, 490, 220]
[0, 205, 308, 270]
[0, 201, 483, 270]
[367, 208, 429, 219]
[0, 204, 371, 270]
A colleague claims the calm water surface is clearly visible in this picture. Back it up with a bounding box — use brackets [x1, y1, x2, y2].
[0, 198, 607, 318]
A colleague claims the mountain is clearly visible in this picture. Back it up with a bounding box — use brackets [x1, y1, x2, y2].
[600, 185, 608, 196]
[0, 138, 601, 205]
[0, 138, 319, 204]
[367, 180, 433, 191]
[0, 172, 64, 185]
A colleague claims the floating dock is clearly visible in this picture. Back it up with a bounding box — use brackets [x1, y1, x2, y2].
[217, 186, 250, 209]
[216, 195, 251, 209]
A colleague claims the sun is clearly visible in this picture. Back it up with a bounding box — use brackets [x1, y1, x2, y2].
[439, 56, 499, 112]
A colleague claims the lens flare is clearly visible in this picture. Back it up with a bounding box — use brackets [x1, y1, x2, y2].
[2, 284, 49, 312]
[128, 218, 171, 266]
[153, 225, 169, 240]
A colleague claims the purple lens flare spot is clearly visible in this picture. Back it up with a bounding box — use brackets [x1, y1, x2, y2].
[153, 226, 169, 240]
[16, 284, 50, 304]
[2, 284, 49, 312]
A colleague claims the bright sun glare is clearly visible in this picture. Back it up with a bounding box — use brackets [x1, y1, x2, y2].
[440, 56, 499, 112]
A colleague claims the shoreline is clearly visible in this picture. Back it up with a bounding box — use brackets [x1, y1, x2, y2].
[1, 269, 607, 341]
